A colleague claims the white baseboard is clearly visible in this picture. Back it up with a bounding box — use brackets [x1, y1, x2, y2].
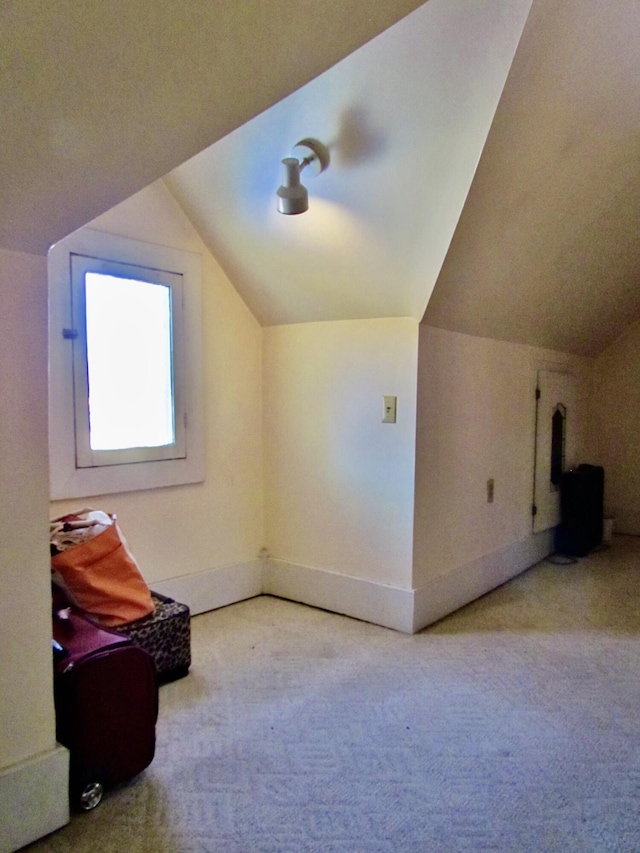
[151, 534, 554, 635]
[0, 746, 69, 853]
[611, 510, 640, 537]
[264, 559, 415, 633]
[412, 529, 554, 632]
[153, 559, 263, 616]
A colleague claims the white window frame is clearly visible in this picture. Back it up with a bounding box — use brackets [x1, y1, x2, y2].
[70, 255, 186, 467]
[49, 228, 204, 499]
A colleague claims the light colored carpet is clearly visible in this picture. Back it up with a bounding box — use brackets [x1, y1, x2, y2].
[26, 536, 640, 852]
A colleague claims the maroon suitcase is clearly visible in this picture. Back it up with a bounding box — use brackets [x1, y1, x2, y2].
[53, 608, 159, 810]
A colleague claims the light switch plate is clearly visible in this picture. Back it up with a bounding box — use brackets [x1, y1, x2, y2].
[383, 396, 397, 423]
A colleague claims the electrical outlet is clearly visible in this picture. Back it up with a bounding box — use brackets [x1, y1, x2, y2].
[487, 478, 494, 503]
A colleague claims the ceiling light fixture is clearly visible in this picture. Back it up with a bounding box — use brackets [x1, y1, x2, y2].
[276, 138, 330, 215]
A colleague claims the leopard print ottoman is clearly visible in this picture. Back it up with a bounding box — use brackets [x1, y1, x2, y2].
[115, 592, 191, 683]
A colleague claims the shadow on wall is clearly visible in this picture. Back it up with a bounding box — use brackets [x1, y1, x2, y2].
[328, 106, 386, 168]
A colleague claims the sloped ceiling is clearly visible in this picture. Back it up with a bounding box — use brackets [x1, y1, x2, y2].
[424, 0, 640, 357]
[165, 0, 532, 326]
[5, 0, 637, 358]
[0, 0, 425, 255]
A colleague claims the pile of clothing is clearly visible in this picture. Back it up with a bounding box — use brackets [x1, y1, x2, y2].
[50, 509, 113, 555]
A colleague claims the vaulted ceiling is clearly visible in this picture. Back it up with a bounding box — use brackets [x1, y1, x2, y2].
[424, 0, 640, 357]
[164, 0, 640, 355]
[0, 0, 424, 254]
[165, 0, 532, 327]
[3, 0, 639, 358]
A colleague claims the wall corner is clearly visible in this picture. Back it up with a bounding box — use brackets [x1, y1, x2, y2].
[0, 745, 69, 853]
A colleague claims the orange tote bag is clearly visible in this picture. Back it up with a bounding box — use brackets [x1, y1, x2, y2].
[51, 517, 154, 627]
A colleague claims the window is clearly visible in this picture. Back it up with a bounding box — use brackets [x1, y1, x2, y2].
[49, 228, 204, 499]
[70, 255, 185, 467]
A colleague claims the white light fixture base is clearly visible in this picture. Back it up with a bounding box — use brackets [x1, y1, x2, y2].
[292, 138, 330, 177]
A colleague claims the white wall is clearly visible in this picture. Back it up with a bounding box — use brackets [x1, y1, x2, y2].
[50, 182, 264, 592]
[263, 318, 419, 589]
[0, 248, 68, 851]
[592, 319, 640, 533]
[413, 326, 594, 588]
[166, 0, 533, 328]
[0, 249, 55, 765]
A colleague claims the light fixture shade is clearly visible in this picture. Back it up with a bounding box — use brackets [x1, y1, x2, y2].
[277, 157, 308, 215]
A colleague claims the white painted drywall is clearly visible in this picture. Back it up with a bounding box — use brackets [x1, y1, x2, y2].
[592, 320, 640, 534]
[424, 0, 640, 359]
[413, 325, 593, 587]
[2, 0, 426, 255]
[166, 0, 533, 327]
[263, 318, 419, 588]
[0, 249, 57, 767]
[50, 182, 264, 586]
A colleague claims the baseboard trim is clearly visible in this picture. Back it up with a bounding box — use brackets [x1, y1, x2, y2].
[611, 510, 640, 537]
[152, 533, 554, 635]
[264, 559, 415, 633]
[153, 559, 263, 616]
[0, 746, 69, 853]
[413, 529, 554, 632]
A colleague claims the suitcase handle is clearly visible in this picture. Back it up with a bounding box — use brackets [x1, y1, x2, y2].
[52, 638, 69, 662]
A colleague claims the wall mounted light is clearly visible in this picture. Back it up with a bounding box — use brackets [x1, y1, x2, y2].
[277, 138, 330, 215]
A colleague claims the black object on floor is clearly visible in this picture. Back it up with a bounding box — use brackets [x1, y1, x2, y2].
[555, 464, 604, 557]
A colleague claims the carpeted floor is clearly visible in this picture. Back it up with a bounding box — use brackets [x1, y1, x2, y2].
[26, 536, 640, 852]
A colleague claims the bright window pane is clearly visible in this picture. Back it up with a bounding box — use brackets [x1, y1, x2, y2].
[85, 273, 174, 450]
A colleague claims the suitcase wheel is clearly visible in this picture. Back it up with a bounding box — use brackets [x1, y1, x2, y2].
[78, 781, 103, 811]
